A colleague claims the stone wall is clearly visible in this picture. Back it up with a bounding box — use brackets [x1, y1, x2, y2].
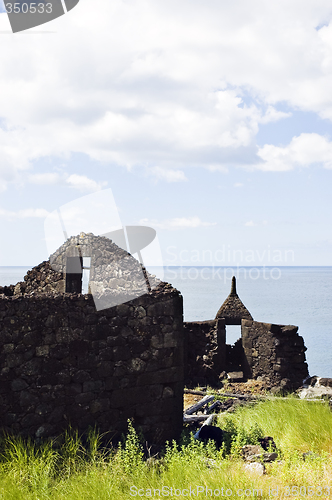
[241, 320, 309, 390]
[183, 319, 225, 386]
[0, 284, 183, 444]
[49, 233, 160, 307]
[1, 234, 161, 309]
[0, 261, 64, 297]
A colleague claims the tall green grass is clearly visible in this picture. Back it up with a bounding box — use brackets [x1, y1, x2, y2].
[0, 398, 330, 499]
[218, 396, 332, 453]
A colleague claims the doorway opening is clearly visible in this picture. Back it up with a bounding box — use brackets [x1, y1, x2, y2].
[226, 325, 241, 346]
[225, 325, 243, 372]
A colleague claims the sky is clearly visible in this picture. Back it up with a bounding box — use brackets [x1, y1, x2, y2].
[1, 0, 332, 267]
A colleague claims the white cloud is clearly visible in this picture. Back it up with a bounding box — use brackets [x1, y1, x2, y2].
[244, 220, 268, 226]
[0, 208, 50, 220]
[140, 216, 216, 229]
[255, 133, 332, 171]
[0, 0, 332, 178]
[29, 173, 61, 185]
[206, 165, 229, 173]
[149, 166, 187, 182]
[66, 174, 107, 192]
[28, 172, 107, 192]
[259, 106, 292, 124]
[234, 182, 244, 188]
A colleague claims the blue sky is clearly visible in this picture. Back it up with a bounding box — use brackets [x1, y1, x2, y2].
[1, 0, 332, 266]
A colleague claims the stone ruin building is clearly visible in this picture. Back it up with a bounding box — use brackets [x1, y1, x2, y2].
[184, 276, 309, 390]
[0, 233, 183, 444]
[0, 234, 309, 443]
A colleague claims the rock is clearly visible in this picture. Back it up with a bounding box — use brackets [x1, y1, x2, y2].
[259, 436, 277, 451]
[241, 443, 278, 462]
[303, 451, 320, 460]
[247, 452, 278, 463]
[205, 458, 218, 469]
[270, 379, 290, 395]
[303, 375, 318, 387]
[319, 378, 332, 388]
[198, 425, 224, 448]
[244, 462, 265, 476]
[299, 375, 332, 399]
[227, 371, 244, 382]
[241, 444, 264, 459]
[298, 386, 332, 399]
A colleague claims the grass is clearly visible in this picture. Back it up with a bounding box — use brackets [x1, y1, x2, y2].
[217, 395, 332, 453]
[0, 397, 330, 499]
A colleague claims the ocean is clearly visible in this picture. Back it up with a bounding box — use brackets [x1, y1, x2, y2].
[1, 265, 331, 378]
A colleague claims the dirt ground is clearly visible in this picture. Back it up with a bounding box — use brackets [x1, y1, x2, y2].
[183, 379, 268, 411]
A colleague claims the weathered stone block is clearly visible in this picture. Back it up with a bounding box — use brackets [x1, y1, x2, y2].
[11, 379, 28, 391]
[65, 384, 82, 396]
[130, 358, 146, 373]
[6, 353, 23, 368]
[36, 345, 49, 357]
[21, 413, 43, 428]
[164, 332, 178, 348]
[75, 392, 94, 404]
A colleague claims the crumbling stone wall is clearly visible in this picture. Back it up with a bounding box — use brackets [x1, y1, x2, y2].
[1, 234, 160, 306]
[49, 233, 159, 304]
[0, 261, 64, 297]
[0, 284, 183, 444]
[241, 320, 309, 390]
[183, 319, 225, 385]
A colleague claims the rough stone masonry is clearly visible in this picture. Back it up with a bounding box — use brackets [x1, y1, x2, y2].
[0, 234, 184, 444]
[0, 236, 309, 443]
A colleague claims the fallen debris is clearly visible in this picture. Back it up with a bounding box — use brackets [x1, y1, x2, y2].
[184, 395, 215, 415]
[184, 389, 207, 396]
[227, 371, 244, 382]
[183, 414, 217, 423]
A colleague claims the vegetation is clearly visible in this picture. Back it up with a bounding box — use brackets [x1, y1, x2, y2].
[0, 397, 330, 499]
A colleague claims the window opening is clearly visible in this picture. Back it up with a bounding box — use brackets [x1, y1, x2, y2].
[82, 257, 91, 294]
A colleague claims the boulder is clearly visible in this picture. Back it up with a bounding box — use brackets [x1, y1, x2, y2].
[241, 444, 264, 459]
[198, 425, 224, 448]
[298, 386, 332, 399]
[247, 452, 278, 462]
[241, 443, 278, 463]
[227, 371, 244, 382]
[319, 378, 332, 388]
[259, 436, 277, 451]
[244, 462, 265, 476]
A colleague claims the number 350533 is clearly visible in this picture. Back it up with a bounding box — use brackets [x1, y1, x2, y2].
[5, 3, 53, 14]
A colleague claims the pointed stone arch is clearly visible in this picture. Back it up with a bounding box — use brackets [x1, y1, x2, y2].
[215, 276, 253, 325]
